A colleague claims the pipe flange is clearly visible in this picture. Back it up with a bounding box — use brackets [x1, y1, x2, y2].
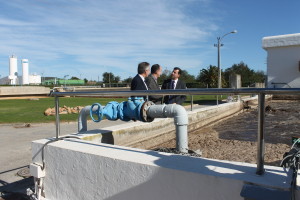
[141, 101, 155, 122]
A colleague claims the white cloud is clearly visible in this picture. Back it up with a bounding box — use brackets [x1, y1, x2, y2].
[0, 0, 219, 79]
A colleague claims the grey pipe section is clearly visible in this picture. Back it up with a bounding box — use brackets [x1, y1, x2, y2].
[78, 105, 100, 132]
[147, 104, 189, 153]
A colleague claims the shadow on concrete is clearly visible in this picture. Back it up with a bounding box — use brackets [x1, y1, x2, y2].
[0, 166, 29, 176]
[0, 177, 33, 200]
[185, 99, 223, 106]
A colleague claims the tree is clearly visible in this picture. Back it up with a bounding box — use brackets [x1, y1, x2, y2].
[123, 77, 133, 83]
[70, 76, 80, 80]
[251, 70, 265, 84]
[197, 65, 222, 88]
[224, 62, 265, 87]
[102, 72, 115, 83]
[158, 68, 171, 84]
[114, 76, 121, 83]
[179, 70, 196, 83]
[84, 78, 88, 84]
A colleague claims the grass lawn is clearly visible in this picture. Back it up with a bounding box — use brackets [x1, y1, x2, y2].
[0, 95, 225, 123]
[0, 97, 127, 123]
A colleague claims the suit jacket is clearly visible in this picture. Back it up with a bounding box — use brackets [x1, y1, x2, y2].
[161, 79, 186, 105]
[131, 74, 147, 100]
[145, 74, 162, 104]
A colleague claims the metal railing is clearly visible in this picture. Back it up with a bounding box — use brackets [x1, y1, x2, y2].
[51, 88, 300, 175]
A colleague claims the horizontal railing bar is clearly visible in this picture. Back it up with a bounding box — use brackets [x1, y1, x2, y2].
[51, 88, 300, 97]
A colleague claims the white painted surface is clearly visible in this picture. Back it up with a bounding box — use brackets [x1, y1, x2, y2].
[29, 74, 41, 85]
[22, 59, 29, 85]
[263, 33, 300, 48]
[262, 33, 300, 88]
[32, 139, 296, 200]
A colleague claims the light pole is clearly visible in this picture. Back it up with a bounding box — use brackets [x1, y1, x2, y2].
[214, 30, 237, 88]
[41, 73, 44, 85]
[64, 75, 69, 88]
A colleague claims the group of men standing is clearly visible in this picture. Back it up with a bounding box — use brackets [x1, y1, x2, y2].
[130, 62, 186, 105]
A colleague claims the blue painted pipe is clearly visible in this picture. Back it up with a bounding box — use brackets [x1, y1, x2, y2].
[90, 97, 145, 123]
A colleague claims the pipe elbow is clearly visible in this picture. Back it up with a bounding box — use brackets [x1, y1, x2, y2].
[167, 104, 188, 126]
[78, 106, 91, 132]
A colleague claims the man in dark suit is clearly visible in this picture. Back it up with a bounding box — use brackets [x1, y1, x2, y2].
[131, 62, 150, 99]
[145, 64, 162, 104]
[162, 67, 186, 105]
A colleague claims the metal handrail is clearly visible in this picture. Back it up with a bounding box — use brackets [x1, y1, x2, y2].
[51, 88, 300, 175]
[51, 88, 300, 97]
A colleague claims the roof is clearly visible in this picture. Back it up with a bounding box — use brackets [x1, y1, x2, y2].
[262, 33, 300, 49]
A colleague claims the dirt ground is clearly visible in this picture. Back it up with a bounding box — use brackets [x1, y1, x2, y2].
[152, 100, 300, 167]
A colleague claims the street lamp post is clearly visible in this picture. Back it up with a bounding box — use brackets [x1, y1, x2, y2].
[214, 30, 237, 88]
[64, 75, 69, 88]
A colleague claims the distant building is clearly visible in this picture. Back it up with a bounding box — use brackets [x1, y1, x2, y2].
[263, 33, 300, 88]
[0, 55, 41, 85]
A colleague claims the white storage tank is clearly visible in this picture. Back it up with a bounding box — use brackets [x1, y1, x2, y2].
[9, 55, 18, 85]
[22, 59, 29, 85]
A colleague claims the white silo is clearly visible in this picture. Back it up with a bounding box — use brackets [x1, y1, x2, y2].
[8, 55, 18, 85]
[22, 59, 29, 85]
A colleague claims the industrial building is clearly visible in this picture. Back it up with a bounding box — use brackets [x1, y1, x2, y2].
[0, 55, 41, 85]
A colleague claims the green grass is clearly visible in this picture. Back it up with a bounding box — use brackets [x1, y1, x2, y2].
[0, 95, 226, 123]
[0, 97, 127, 123]
[183, 95, 227, 106]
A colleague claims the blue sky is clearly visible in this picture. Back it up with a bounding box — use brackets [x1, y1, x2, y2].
[0, 0, 300, 80]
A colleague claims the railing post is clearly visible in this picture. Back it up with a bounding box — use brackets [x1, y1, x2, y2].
[55, 96, 60, 140]
[190, 95, 193, 111]
[256, 93, 265, 175]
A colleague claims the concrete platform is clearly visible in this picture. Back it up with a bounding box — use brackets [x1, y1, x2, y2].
[0, 86, 50, 96]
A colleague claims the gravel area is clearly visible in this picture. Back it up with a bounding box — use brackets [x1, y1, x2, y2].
[152, 100, 300, 166]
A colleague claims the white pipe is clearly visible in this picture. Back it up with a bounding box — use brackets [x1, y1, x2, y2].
[146, 104, 188, 153]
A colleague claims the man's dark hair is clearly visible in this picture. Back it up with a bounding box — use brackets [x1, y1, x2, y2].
[173, 67, 182, 75]
[138, 62, 150, 74]
[151, 64, 161, 74]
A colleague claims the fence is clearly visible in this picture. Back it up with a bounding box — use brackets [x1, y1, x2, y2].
[51, 88, 300, 175]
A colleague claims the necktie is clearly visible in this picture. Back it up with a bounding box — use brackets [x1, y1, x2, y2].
[170, 80, 175, 89]
[144, 80, 148, 90]
[168, 80, 175, 103]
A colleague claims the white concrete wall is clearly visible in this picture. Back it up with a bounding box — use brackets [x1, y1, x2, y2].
[31, 139, 295, 200]
[263, 33, 300, 88]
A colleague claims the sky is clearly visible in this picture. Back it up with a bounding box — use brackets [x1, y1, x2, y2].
[0, 0, 300, 81]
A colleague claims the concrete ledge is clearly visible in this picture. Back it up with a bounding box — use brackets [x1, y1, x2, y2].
[0, 86, 50, 96]
[263, 33, 300, 49]
[76, 101, 244, 149]
[31, 139, 297, 200]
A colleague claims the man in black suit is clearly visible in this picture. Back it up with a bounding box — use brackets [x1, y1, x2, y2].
[131, 62, 150, 99]
[162, 67, 186, 105]
[145, 64, 163, 104]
